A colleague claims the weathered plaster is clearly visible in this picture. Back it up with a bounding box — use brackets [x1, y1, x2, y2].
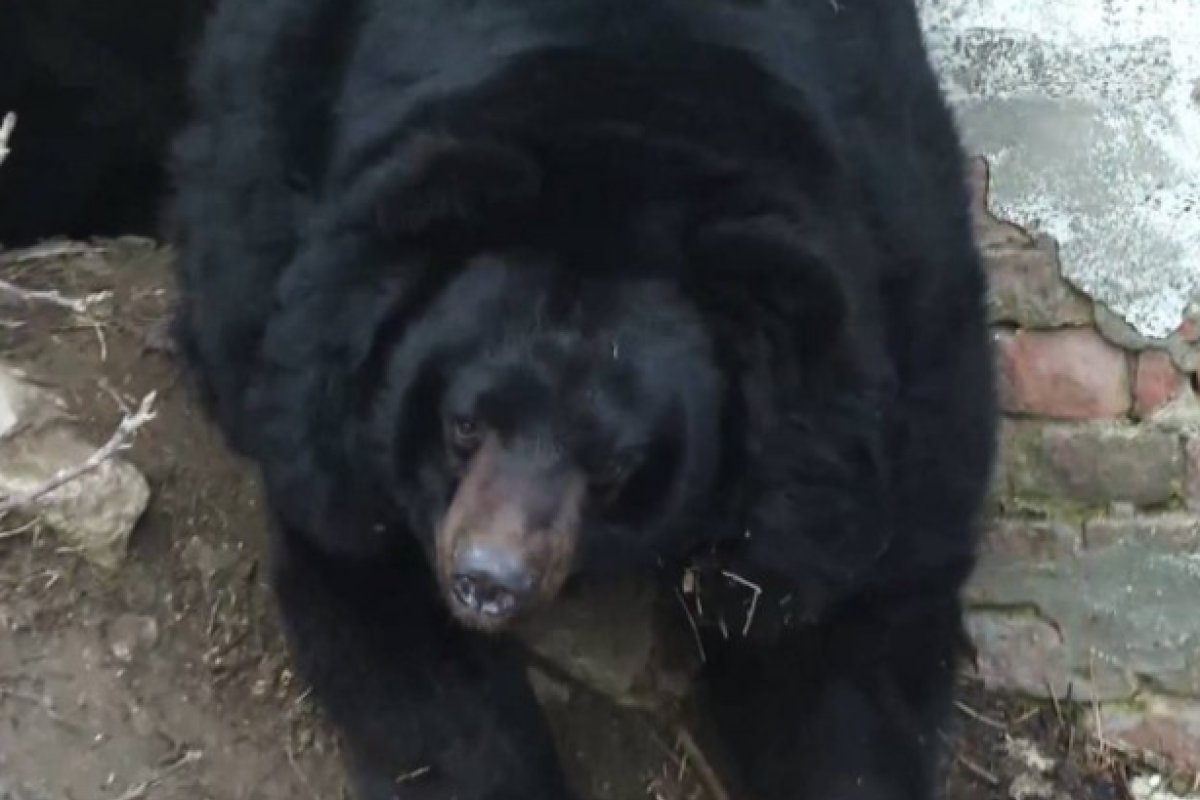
[917, 0, 1200, 338]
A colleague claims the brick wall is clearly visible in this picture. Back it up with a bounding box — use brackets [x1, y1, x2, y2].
[966, 157, 1200, 772]
[971, 157, 1200, 520]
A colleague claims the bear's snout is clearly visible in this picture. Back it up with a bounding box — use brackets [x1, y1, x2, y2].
[437, 436, 583, 631]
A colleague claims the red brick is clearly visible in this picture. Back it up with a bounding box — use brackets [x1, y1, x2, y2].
[979, 518, 1080, 561]
[984, 239, 1092, 329]
[1134, 350, 1187, 419]
[995, 328, 1131, 420]
[1188, 437, 1200, 512]
[1006, 422, 1183, 509]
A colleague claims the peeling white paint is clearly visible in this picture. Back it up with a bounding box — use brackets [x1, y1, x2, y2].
[917, 0, 1200, 338]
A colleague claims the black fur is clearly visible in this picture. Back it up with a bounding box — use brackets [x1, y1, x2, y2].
[170, 1, 998, 799]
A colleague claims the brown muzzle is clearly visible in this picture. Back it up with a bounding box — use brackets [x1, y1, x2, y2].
[437, 436, 584, 632]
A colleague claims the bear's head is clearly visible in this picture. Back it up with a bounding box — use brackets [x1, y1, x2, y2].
[371, 253, 726, 632]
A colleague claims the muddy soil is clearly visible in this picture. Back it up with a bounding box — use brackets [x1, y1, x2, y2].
[0, 241, 1135, 800]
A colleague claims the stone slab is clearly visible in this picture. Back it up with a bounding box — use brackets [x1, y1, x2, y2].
[968, 513, 1200, 699]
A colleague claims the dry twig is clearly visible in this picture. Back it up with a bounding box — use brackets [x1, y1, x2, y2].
[0, 278, 111, 316]
[0, 518, 39, 541]
[0, 391, 157, 514]
[719, 570, 762, 637]
[954, 751, 1001, 787]
[0, 241, 110, 266]
[954, 700, 1008, 731]
[0, 112, 14, 168]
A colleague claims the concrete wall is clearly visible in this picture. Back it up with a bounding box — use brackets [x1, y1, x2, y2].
[917, 0, 1200, 339]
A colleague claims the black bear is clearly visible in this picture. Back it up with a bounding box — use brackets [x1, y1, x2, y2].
[169, 1, 998, 799]
[0, 0, 211, 246]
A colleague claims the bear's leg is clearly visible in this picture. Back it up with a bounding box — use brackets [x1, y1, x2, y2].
[268, 518, 574, 800]
[702, 589, 966, 800]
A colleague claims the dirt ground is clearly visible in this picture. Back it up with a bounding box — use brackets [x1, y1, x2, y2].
[0, 240, 1145, 800]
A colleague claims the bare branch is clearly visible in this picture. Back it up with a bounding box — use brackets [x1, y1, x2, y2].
[0, 392, 157, 515]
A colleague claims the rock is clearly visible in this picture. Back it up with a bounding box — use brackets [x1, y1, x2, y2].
[1135, 351, 1189, 420]
[0, 364, 150, 569]
[107, 614, 159, 663]
[994, 328, 1131, 420]
[985, 237, 1093, 329]
[514, 576, 698, 712]
[1005, 422, 1183, 510]
[0, 367, 66, 436]
[1091, 695, 1200, 773]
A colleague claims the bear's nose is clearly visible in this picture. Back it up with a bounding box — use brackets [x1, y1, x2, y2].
[451, 546, 536, 620]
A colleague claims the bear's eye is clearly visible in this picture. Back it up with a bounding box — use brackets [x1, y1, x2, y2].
[447, 415, 483, 454]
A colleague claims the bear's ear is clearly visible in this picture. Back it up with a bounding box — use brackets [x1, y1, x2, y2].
[688, 213, 849, 360]
[374, 133, 542, 237]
